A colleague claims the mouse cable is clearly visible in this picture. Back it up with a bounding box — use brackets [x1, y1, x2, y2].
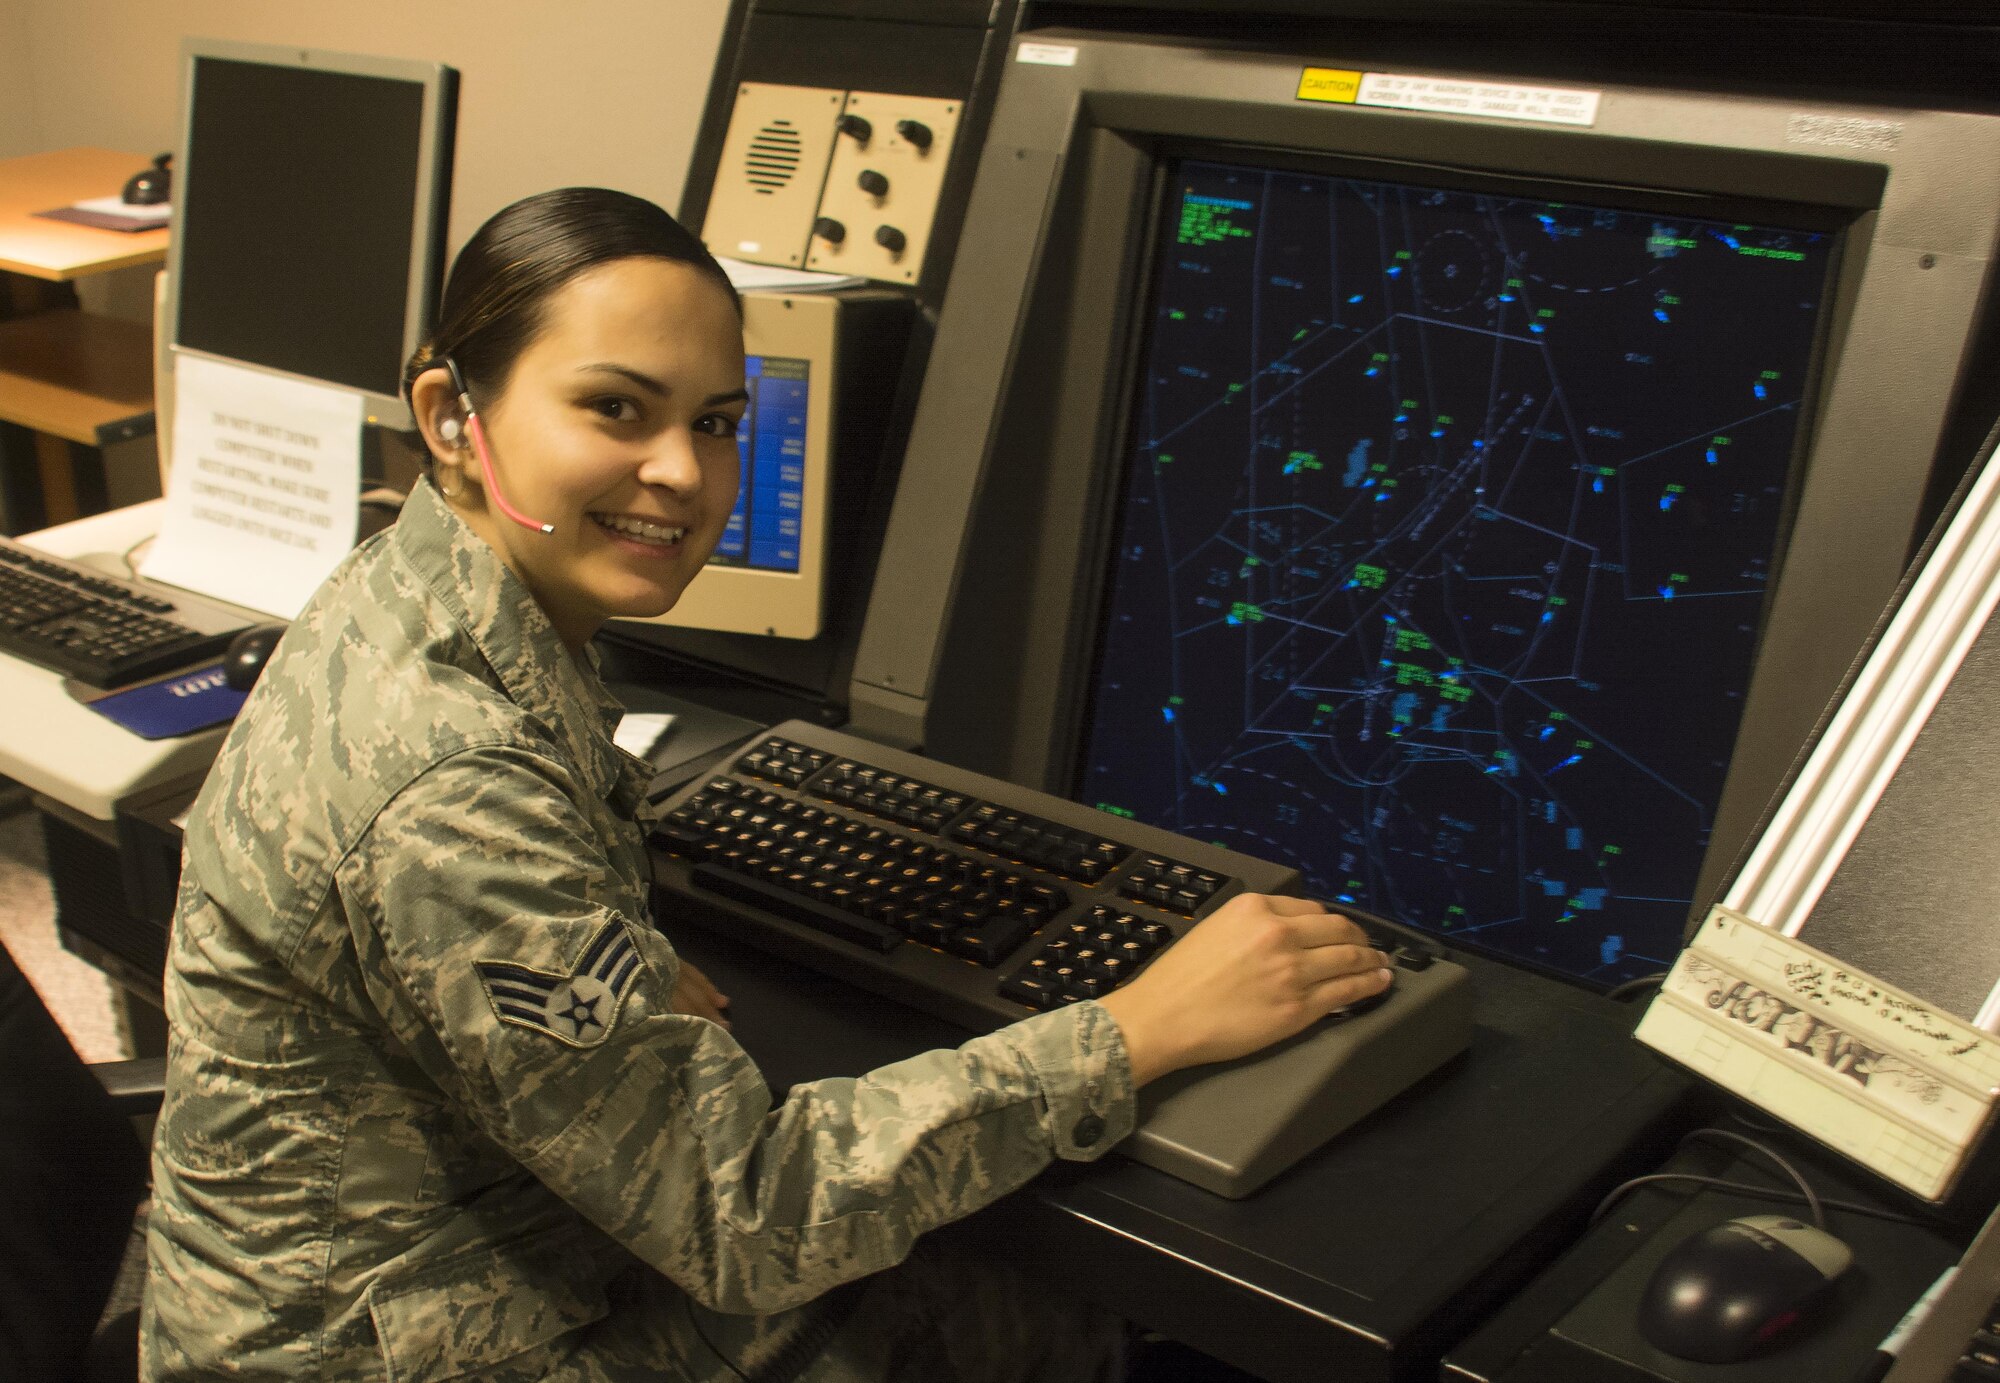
[1592, 1125, 1821, 1227]
[1602, 973, 1670, 1003]
[121, 533, 155, 577]
[1715, 1110, 1794, 1140]
[1679, 1127, 1825, 1226]
[1590, 1172, 1935, 1230]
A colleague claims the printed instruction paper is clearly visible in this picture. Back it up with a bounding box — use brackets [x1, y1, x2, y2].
[613, 711, 678, 760]
[142, 355, 363, 619]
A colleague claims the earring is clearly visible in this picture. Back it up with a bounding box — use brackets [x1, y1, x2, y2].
[435, 462, 465, 499]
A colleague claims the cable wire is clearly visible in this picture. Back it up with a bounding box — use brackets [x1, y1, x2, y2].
[1679, 1127, 1824, 1227]
[1602, 972, 1669, 1003]
[1589, 1125, 1886, 1230]
[1591, 1172, 1933, 1230]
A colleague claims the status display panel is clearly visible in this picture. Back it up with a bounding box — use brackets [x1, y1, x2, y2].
[1077, 156, 1839, 989]
[713, 355, 809, 574]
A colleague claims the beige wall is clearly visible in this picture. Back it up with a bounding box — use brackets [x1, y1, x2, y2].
[0, 5, 39, 158]
[18, 0, 731, 253]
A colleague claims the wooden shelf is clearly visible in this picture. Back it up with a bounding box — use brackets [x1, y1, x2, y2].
[0, 308, 154, 445]
[0, 148, 170, 282]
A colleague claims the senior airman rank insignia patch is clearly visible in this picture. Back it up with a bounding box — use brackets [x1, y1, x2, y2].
[476, 918, 644, 1047]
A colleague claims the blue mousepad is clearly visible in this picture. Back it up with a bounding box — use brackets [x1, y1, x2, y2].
[85, 663, 246, 739]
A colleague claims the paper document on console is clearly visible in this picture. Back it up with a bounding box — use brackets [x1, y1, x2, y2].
[714, 255, 864, 293]
[141, 355, 362, 619]
[71, 194, 171, 224]
[613, 712, 678, 760]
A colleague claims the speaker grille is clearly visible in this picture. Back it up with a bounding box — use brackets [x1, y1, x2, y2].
[745, 120, 802, 194]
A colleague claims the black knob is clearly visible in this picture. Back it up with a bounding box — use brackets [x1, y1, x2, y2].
[813, 216, 847, 245]
[837, 113, 872, 143]
[856, 169, 889, 197]
[874, 224, 907, 256]
[895, 119, 933, 150]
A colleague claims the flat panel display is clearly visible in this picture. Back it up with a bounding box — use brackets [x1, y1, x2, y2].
[1076, 155, 1839, 989]
[166, 41, 454, 425]
[714, 355, 810, 574]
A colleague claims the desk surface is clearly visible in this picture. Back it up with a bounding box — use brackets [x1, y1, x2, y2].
[2, 503, 239, 821]
[0, 148, 171, 282]
[56, 654, 1697, 1381]
[671, 915, 1692, 1383]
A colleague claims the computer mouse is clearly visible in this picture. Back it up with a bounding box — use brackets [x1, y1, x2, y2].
[223, 623, 287, 692]
[122, 153, 172, 206]
[1637, 1214, 1853, 1364]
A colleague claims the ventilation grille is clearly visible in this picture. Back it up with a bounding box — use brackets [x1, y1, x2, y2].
[43, 812, 167, 983]
[745, 120, 802, 194]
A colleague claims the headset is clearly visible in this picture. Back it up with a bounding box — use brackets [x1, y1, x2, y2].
[440, 355, 555, 534]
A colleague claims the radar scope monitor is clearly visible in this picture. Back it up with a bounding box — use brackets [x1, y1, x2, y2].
[1077, 154, 1839, 988]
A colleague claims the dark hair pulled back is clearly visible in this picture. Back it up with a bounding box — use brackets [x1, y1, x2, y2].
[402, 187, 737, 411]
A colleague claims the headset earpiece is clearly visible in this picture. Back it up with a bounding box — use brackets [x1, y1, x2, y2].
[439, 352, 555, 533]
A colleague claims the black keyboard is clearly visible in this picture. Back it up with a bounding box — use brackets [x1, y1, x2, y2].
[0, 536, 251, 687]
[649, 720, 1474, 1198]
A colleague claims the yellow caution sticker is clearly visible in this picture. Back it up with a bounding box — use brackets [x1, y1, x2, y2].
[1297, 68, 1362, 105]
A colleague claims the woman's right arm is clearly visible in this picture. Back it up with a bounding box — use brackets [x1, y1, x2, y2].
[342, 747, 1390, 1313]
[340, 746, 1136, 1315]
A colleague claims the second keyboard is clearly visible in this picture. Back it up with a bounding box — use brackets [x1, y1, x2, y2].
[0, 536, 251, 687]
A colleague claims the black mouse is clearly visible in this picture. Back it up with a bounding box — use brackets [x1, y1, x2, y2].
[223, 623, 287, 692]
[1637, 1214, 1853, 1364]
[122, 153, 172, 206]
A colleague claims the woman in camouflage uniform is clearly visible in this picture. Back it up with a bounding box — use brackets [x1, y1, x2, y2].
[140, 188, 1395, 1382]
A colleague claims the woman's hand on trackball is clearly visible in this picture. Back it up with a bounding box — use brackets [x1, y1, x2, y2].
[1097, 894, 1392, 1086]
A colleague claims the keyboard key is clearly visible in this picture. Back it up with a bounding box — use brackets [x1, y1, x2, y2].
[692, 865, 901, 953]
[906, 915, 957, 946]
[947, 916, 1034, 966]
[1097, 954, 1135, 985]
[999, 973, 1063, 1010]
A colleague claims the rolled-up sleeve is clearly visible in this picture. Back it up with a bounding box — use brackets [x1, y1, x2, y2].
[337, 744, 1136, 1315]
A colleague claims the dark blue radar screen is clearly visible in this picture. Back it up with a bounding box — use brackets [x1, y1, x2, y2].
[1078, 157, 1838, 989]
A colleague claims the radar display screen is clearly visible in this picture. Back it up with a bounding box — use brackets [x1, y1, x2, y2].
[1076, 155, 1838, 989]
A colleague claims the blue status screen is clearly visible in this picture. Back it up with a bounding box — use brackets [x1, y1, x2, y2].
[713, 355, 808, 573]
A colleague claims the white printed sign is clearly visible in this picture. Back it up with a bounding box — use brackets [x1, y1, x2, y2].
[1356, 73, 1601, 127]
[1637, 906, 2000, 1200]
[1016, 42, 1079, 67]
[142, 355, 363, 619]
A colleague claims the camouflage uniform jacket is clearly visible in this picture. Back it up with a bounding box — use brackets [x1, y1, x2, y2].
[141, 482, 1137, 1381]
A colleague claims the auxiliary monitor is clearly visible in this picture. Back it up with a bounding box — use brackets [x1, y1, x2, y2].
[616, 291, 836, 641]
[162, 39, 457, 431]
